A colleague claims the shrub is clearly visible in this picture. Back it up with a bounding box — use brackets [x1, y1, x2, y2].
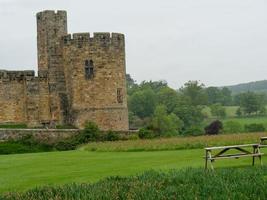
[104, 131, 120, 141]
[54, 140, 78, 151]
[223, 120, 243, 133]
[77, 122, 101, 143]
[0, 135, 53, 155]
[205, 120, 223, 135]
[183, 125, 204, 136]
[244, 123, 265, 132]
[138, 128, 155, 139]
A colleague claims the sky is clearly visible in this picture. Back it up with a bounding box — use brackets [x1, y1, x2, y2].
[0, 0, 266, 89]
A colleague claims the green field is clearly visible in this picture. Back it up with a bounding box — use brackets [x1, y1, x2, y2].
[202, 106, 239, 118]
[223, 117, 267, 128]
[203, 106, 267, 131]
[1, 148, 267, 194]
[80, 132, 267, 152]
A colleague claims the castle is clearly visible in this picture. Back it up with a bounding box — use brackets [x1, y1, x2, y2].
[0, 10, 129, 131]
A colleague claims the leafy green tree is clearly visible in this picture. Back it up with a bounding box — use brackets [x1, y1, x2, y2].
[128, 88, 157, 118]
[210, 103, 226, 118]
[139, 80, 168, 93]
[151, 105, 183, 136]
[179, 81, 207, 106]
[173, 104, 204, 130]
[157, 87, 180, 113]
[205, 87, 223, 105]
[220, 87, 232, 105]
[235, 92, 266, 115]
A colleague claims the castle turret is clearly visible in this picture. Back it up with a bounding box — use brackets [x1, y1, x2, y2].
[36, 10, 69, 125]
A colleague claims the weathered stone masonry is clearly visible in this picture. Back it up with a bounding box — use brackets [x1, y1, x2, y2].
[0, 10, 129, 131]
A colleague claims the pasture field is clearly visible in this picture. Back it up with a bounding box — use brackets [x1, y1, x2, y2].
[81, 132, 267, 152]
[202, 106, 238, 118]
[1, 142, 267, 194]
[223, 117, 267, 128]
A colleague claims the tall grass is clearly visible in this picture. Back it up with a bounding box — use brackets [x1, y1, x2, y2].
[80, 132, 267, 152]
[2, 167, 267, 200]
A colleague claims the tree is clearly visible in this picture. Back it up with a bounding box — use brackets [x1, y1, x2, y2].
[139, 80, 168, 93]
[235, 92, 266, 116]
[128, 88, 157, 119]
[205, 87, 223, 105]
[157, 87, 180, 113]
[126, 74, 138, 95]
[151, 105, 183, 136]
[210, 103, 226, 118]
[179, 81, 207, 106]
[173, 96, 204, 130]
[220, 87, 232, 105]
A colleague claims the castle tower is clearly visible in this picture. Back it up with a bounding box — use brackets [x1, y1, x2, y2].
[62, 33, 129, 131]
[36, 10, 69, 125]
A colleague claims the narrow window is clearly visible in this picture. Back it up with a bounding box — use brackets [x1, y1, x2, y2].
[85, 59, 94, 79]
[117, 88, 123, 103]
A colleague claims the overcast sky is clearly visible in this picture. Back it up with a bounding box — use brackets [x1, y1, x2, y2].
[0, 0, 266, 88]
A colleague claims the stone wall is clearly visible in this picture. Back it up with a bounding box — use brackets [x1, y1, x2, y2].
[0, 10, 129, 131]
[0, 129, 79, 144]
[0, 70, 51, 127]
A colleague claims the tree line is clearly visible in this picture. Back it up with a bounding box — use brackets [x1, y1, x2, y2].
[126, 74, 267, 136]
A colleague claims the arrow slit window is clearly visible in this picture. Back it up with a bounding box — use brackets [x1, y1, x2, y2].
[85, 60, 94, 79]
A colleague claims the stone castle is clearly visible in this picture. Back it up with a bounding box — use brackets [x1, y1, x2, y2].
[0, 10, 129, 131]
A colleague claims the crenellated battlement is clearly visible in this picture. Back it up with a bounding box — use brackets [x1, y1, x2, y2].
[0, 70, 35, 81]
[0, 10, 128, 130]
[62, 32, 124, 47]
[36, 10, 67, 21]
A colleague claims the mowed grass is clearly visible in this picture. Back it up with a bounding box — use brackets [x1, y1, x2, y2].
[1, 147, 267, 194]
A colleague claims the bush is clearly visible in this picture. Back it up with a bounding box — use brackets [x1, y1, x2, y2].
[205, 120, 223, 135]
[183, 125, 204, 136]
[138, 128, 155, 139]
[244, 123, 265, 132]
[223, 120, 243, 133]
[0, 135, 53, 155]
[104, 131, 120, 141]
[77, 122, 101, 143]
[54, 140, 78, 151]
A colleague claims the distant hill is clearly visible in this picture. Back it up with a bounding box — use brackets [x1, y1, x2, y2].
[224, 80, 267, 94]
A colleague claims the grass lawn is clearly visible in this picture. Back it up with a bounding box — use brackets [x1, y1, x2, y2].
[1, 148, 267, 194]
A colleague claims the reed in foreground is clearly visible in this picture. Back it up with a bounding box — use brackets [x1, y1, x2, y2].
[2, 167, 267, 200]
